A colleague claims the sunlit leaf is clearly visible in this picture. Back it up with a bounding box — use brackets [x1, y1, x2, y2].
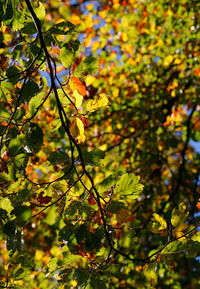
[60, 44, 74, 69]
[114, 174, 144, 199]
[87, 94, 109, 112]
[149, 213, 167, 234]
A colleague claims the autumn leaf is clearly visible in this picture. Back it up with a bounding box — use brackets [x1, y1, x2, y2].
[69, 118, 86, 142]
[87, 94, 109, 112]
[149, 213, 167, 234]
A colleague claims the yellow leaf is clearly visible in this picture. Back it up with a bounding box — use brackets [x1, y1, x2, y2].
[164, 55, 174, 66]
[35, 250, 44, 261]
[173, 222, 188, 240]
[174, 57, 181, 65]
[171, 203, 188, 227]
[69, 118, 79, 138]
[70, 118, 85, 142]
[92, 41, 100, 51]
[99, 144, 107, 151]
[121, 32, 128, 42]
[14, 281, 24, 286]
[84, 36, 92, 47]
[0, 197, 14, 213]
[150, 213, 167, 234]
[133, 84, 139, 92]
[71, 14, 81, 25]
[192, 231, 200, 242]
[50, 246, 62, 256]
[87, 94, 109, 112]
[171, 90, 176, 97]
[87, 4, 93, 11]
[143, 263, 157, 286]
[85, 75, 96, 85]
[98, 10, 107, 19]
[70, 280, 77, 287]
[76, 118, 86, 142]
[73, 89, 83, 109]
[113, 87, 119, 98]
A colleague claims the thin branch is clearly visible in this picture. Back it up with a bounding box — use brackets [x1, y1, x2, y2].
[24, 163, 74, 186]
[0, 48, 43, 82]
[32, 173, 84, 218]
[24, 0, 200, 266]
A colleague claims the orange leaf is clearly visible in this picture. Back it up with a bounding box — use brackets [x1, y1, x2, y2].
[71, 77, 86, 96]
[88, 193, 95, 205]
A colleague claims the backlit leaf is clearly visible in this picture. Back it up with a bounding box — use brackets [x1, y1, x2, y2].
[114, 174, 144, 199]
[70, 118, 85, 142]
[60, 44, 74, 69]
[87, 94, 109, 112]
[74, 56, 99, 77]
[149, 213, 167, 234]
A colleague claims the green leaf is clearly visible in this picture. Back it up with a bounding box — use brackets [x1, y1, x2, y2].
[48, 150, 70, 165]
[59, 224, 74, 241]
[3, 221, 17, 236]
[75, 224, 88, 244]
[82, 148, 105, 166]
[74, 56, 99, 77]
[161, 241, 179, 255]
[14, 267, 25, 280]
[6, 66, 21, 84]
[14, 153, 28, 172]
[143, 263, 157, 287]
[12, 10, 26, 31]
[34, 2, 45, 23]
[46, 21, 76, 35]
[8, 134, 24, 156]
[26, 123, 44, 153]
[90, 276, 108, 289]
[0, 208, 7, 226]
[0, 197, 14, 213]
[20, 21, 37, 34]
[16, 189, 31, 204]
[6, 235, 17, 253]
[11, 206, 32, 225]
[60, 44, 74, 69]
[62, 254, 85, 266]
[47, 257, 59, 272]
[97, 174, 117, 193]
[45, 206, 57, 226]
[114, 173, 144, 199]
[191, 131, 200, 142]
[8, 177, 21, 190]
[0, 81, 14, 99]
[0, 102, 10, 119]
[74, 269, 90, 286]
[21, 80, 39, 103]
[1, 0, 13, 23]
[69, 40, 81, 53]
[85, 229, 103, 251]
[192, 231, 200, 242]
[26, 44, 41, 58]
[14, 107, 26, 121]
[28, 92, 44, 117]
[107, 200, 126, 213]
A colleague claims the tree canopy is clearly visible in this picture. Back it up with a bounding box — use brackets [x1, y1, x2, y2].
[0, 0, 200, 288]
